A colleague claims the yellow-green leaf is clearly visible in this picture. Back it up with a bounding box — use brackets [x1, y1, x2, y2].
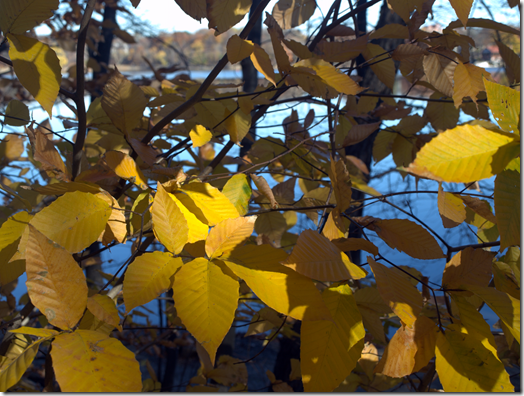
[453, 62, 491, 108]
[4, 100, 29, 126]
[30, 191, 111, 254]
[206, 216, 256, 260]
[374, 316, 437, 377]
[101, 69, 148, 135]
[301, 284, 365, 392]
[222, 174, 251, 216]
[189, 124, 213, 148]
[0, 211, 32, 252]
[87, 294, 123, 332]
[442, 247, 494, 289]
[0, 0, 58, 34]
[172, 258, 238, 364]
[51, 330, 142, 392]
[406, 124, 519, 183]
[282, 229, 367, 281]
[104, 150, 149, 190]
[179, 181, 239, 226]
[367, 218, 445, 259]
[26, 225, 88, 330]
[124, 251, 183, 312]
[295, 58, 362, 95]
[272, 0, 316, 29]
[367, 257, 422, 327]
[484, 78, 520, 134]
[226, 34, 254, 64]
[435, 324, 513, 392]
[206, 0, 251, 35]
[151, 183, 189, 254]
[7, 34, 61, 117]
[222, 244, 331, 322]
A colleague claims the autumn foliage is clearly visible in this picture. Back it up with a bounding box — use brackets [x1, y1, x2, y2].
[0, 0, 520, 392]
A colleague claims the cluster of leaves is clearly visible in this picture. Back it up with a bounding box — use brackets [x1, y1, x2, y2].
[0, 0, 520, 392]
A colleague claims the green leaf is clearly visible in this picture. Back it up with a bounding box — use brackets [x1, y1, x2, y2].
[7, 34, 61, 117]
[222, 174, 251, 216]
[0, 0, 59, 34]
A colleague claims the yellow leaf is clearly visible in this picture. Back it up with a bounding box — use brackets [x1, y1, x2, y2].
[459, 195, 497, 224]
[207, 0, 251, 35]
[0, 334, 53, 392]
[9, 327, 59, 338]
[4, 100, 29, 126]
[30, 191, 111, 254]
[189, 124, 213, 148]
[264, 13, 292, 74]
[95, 192, 127, 245]
[169, 193, 208, 244]
[321, 211, 346, 241]
[453, 62, 491, 108]
[282, 229, 367, 281]
[123, 251, 183, 312]
[374, 316, 437, 377]
[129, 191, 150, 236]
[26, 225, 88, 330]
[51, 330, 142, 392]
[174, 0, 207, 21]
[7, 34, 61, 117]
[484, 78, 520, 134]
[367, 257, 422, 327]
[288, 66, 338, 99]
[363, 43, 396, 89]
[151, 183, 189, 254]
[180, 181, 240, 226]
[328, 157, 352, 212]
[442, 247, 494, 289]
[101, 69, 148, 135]
[223, 101, 251, 144]
[406, 124, 519, 183]
[172, 258, 238, 364]
[435, 324, 513, 392]
[0, 0, 59, 34]
[283, 38, 313, 59]
[295, 58, 362, 96]
[301, 284, 365, 392]
[272, 0, 316, 29]
[463, 284, 520, 344]
[250, 174, 278, 209]
[104, 150, 149, 190]
[222, 244, 331, 321]
[226, 34, 254, 64]
[437, 184, 466, 228]
[250, 44, 277, 87]
[449, 0, 473, 26]
[492, 261, 520, 299]
[367, 218, 445, 259]
[206, 216, 256, 260]
[87, 294, 123, 332]
[495, 170, 520, 250]
[30, 125, 69, 179]
[221, 174, 251, 216]
[0, 211, 32, 252]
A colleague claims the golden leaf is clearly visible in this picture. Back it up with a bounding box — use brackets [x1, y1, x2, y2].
[206, 216, 256, 259]
[104, 150, 149, 190]
[226, 34, 254, 64]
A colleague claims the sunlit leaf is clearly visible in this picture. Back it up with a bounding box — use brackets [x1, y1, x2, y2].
[124, 251, 183, 312]
[250, 44, 277, 86]
[222, 244, 331, 321]
[26, 225, 88, 330]
[7, 34, 61, 117]
[374, 316, 437, 377]
[449, 0, 473, 26]
[173, 258, 238, 364]
[367, 257, 423, 327]
[222, 174, 251, 216]
[0, 211, 32, 252]
[282, 229, 367, 281]
[301, 284, 365, 392]
[104, 150, 149, 190]
[51, 330, 142, 392]
[206, 216, 256, 259]
[435, 324, 513, 392]
[406, 124, 519, 183]
[151, 183, 188, 254]
[437, 185, 466, 228]
[226, 34, 254, 64]
[169, 193, 209, 244]
[30, 191, 111, 254]
[484, 78, 520, 134]
[189, 124, 213, 148]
